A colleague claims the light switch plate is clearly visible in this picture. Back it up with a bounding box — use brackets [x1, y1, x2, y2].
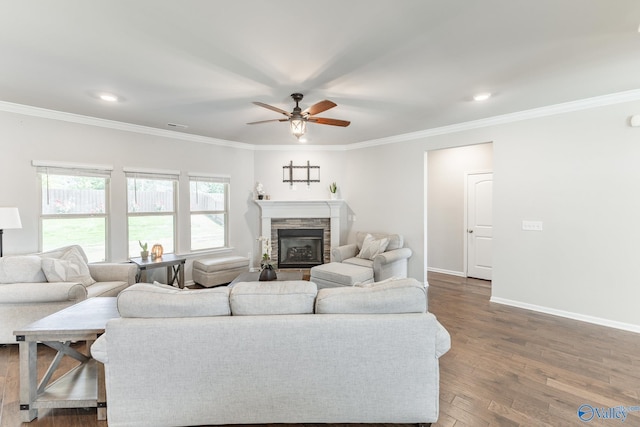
[522, 220, 543, 231]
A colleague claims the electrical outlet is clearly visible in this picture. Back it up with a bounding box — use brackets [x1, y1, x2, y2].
[522, 220, 543, 231]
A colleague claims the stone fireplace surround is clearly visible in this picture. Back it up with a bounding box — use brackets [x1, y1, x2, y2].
[254, 200, 344, 266]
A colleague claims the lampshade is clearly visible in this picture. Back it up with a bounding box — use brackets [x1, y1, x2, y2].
[0, 207, 22, 229]
[290, 118, 306, 139]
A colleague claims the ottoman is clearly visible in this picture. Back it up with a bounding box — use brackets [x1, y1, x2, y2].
[310, 262, 374, 289]
[193, 256, 249, 287]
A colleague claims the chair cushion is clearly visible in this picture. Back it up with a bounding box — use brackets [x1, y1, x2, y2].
[117, 282, 230, 318]
[357, 234, 389, 260]
[315, 278, 427, 314]
[230, 281, 317, 315]
[0, 256, 46, 284]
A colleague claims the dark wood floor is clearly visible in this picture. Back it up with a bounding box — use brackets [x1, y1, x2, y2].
[1, 272, 639, 426]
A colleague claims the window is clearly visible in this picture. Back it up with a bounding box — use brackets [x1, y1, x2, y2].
[126, 169, 178, 258]
[36, 163, 111, 262]
[189, 174, 229, 251]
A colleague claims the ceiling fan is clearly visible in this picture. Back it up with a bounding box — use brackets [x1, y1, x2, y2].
[247, 93, 350, 140]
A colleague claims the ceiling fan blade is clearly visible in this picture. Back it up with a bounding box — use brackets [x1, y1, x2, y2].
[308, 117, 351, 127]
[252, 102, 292, 117]
[303, 100, 337, 116]
[246, 119, 288, 125]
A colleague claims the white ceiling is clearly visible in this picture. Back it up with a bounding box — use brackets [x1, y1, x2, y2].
[2, 0, 640, 146]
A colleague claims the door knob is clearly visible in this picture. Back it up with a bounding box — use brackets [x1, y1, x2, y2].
[467, 229, 474, 233]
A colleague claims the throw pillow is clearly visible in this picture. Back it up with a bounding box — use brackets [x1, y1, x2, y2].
[357, 233, 389, 260]
[0, 256, 46, 283]
[41, 258, 82, 283]
[59, 246, 96, 286]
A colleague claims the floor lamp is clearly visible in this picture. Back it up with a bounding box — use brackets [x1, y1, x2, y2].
[0, 207, 22, 257]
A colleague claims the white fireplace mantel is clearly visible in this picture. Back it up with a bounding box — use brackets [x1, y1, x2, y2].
[254, 199, 344, 255]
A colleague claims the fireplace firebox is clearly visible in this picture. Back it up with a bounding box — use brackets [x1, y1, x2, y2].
[277, 229, 324, 269]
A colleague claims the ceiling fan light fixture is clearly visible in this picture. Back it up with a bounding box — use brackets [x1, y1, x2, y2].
[290, 118, 306, 139]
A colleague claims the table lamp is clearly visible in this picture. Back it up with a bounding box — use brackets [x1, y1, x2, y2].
[0, 207, 22, 257]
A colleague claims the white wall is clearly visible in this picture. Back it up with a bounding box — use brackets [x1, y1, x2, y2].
[0, 110, 257, 283]
[344, 100, 640, 331]
[252, 149, 348, 202]
[427, 143, 493, 276]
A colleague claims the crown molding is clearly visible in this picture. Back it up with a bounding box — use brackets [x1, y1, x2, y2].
[0, 100, 254, 150]
[345, 88, 640, 150]
[2, 88, 640, 152]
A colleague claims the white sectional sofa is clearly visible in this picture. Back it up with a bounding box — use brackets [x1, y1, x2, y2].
[0, 245, 137, 344]
[92, 278, 451, 427]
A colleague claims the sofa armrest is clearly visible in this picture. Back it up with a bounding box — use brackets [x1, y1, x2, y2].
[372, 248, 413, 281]
[89, 263, 138, 285]
[0, 282, 87, 304]
[373, 247, 413, 266]
[331, 244, 358, 262]
[435, 319, 451, 358]
[91, 334, 108, 364]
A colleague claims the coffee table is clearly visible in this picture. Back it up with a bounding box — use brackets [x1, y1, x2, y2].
[14, 297, 119, 422]
[229, 270, 304, 286]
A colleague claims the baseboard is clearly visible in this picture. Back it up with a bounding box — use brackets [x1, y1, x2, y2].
[490, 297, 640, 334]
[427, 267, 465, 277]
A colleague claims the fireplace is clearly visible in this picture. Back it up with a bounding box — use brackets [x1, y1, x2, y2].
[277, 229, 324, 269]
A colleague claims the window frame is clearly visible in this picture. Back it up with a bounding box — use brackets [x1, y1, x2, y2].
[189, 174, 230, 252]
[125, 169, 179, 257]
[35, 162, 112, 262]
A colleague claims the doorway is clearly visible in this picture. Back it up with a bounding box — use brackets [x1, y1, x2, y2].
[425, 143, 493, 279]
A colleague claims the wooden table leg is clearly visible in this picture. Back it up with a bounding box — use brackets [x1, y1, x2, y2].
[97, 361, 107, 420]
[19, 340, 38, 421]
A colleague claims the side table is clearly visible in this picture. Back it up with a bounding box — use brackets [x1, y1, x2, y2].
[130, 254, 186, 288]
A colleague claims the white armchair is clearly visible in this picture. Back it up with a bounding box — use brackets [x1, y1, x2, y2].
[332, 232, 412, 282]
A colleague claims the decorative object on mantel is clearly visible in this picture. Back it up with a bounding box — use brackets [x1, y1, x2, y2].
[139, 241, 149, 260]
[257, 235, 277, 281]
[283, 160, 320, 187]
[151, 244, 164, 260]
[329, 182, 338, 200]
[255, 182, 265, 200]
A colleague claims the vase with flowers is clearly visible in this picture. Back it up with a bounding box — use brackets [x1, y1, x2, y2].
[257, 235, 277, 281]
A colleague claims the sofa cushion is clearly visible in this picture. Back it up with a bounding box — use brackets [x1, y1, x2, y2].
[230, 281, 317, 315]
[117, 282, 230, 318]
[0, 256, 46, 284]
[357, 234, 389, 260]
[315, 277, 427, 314]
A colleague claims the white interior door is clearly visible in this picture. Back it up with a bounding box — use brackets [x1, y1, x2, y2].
[466, 173, 493, 280]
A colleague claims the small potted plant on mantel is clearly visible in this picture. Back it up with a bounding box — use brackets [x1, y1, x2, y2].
[329, 182, 338, 200]
[139, 241, 149, 260]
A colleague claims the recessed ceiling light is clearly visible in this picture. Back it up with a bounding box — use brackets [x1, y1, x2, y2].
[473, 92, 492, 102]
[99, 93, 119, 102]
